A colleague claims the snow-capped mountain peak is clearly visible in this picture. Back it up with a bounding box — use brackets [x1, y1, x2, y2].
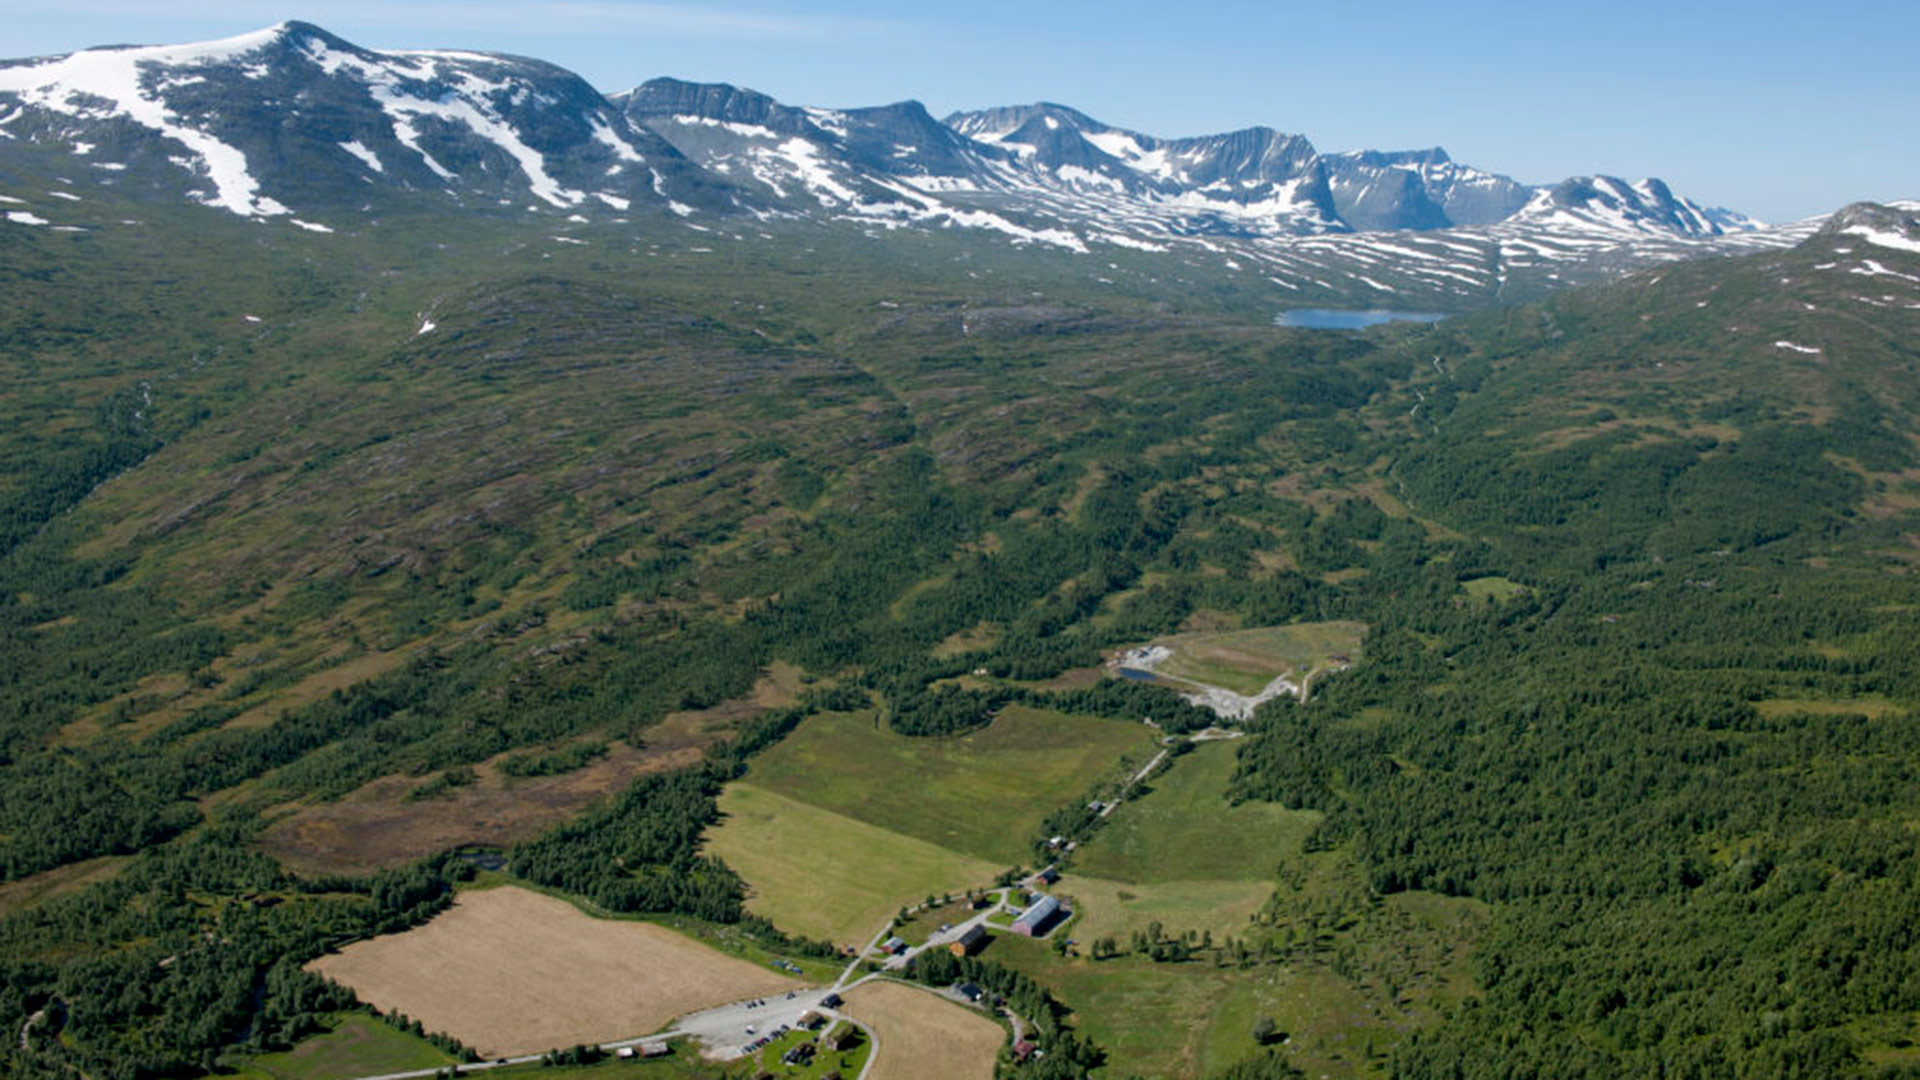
[0, 23, 303, 215]
[0, 22, 1831, 311]
[1507, 175, 1729, 238]
[0, 21, 713, 221]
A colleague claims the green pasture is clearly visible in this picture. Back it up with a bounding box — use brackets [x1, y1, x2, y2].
[741, 706, 1155, 864]
[1072, 741, 1321, 884]
[222, 1013, 453, 1080]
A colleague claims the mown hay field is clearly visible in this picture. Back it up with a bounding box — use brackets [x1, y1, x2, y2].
[843, 980, 1003, 1080]
[1150, 621, 1367, 695]
[742, 706, 1156, 864]
[307, 886, 800, 1057]
[704, 783, 1000, 946]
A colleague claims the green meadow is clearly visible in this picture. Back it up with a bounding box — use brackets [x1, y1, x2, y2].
[223, 1014, 453, 1080]
[741, 707, 1156, 865]
[705, 783, 1000, 946]
[1072, 741, 1321, 884]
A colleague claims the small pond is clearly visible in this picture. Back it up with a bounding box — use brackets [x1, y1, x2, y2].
[1274, 309, 1449, 330]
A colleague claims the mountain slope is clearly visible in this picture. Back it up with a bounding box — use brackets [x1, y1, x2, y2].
[0, 21, 726, 222]
[1323, 147, 1531, 230]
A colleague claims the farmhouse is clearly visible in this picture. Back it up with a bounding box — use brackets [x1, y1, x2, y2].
[950, 924, 989, 957]
[956, 982, 984, 1003]
[1012, 894, 1063, 937]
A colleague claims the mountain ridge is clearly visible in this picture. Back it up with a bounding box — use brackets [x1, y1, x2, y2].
[0, 21, 1883, 310]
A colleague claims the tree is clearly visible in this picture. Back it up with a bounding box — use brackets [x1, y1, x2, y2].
[1253, 1016, 1280, 1046]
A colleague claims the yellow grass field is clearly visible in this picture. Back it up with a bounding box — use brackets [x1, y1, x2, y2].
[705, 784, 1000, 946]
[843, 980, 1004, 1080]
[307, 886, 800, 1057]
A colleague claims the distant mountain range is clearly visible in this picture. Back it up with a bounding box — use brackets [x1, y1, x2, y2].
[0, 21, 1845, 307]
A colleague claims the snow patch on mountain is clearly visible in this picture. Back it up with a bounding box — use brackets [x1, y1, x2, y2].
[300, 38, 587, 208]
[770, 137, 859, 204]
[1845, 225, 1920, 255]
[589, 118, 646, 163]
[0, 25, 292, 215]
[338, 140, 384, 173]
[1850, 260, 1920, 283]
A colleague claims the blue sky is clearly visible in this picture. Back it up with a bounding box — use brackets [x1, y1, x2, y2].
[2, 0, 1912, 221]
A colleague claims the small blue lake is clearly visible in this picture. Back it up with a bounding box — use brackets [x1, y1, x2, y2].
[1117, 667, 1158, 681]
[1275, 309, 1449, 330]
